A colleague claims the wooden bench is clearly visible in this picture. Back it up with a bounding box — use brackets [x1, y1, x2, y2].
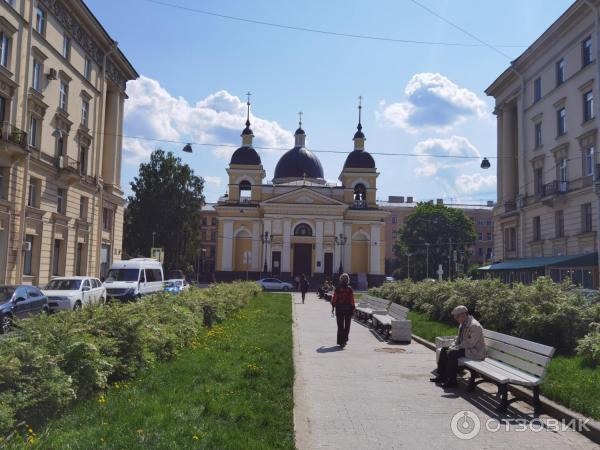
[354, 294, 390, 323]
[372, 303, 412, 342]
[456, 329, 556, 413]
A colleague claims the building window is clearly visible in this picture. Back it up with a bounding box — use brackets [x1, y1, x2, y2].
[81, 100, 89, 127]
[534, 122, 542, 148]
[23, 235, 34, 276]
[534, 167, 543, 195]
[35, 7, 45, 35]
[56, 188, 65, 214]
[59, 82, 68, 111]
[391, 216, 397, 224]
[555, 210, 564, 238]
[28, 116, 38, 148]
[79, 145, 87, 175]
[79, 196, 87, 220]
[52, 239, 61, 276]
[62, 35, 71, 60]
[585, 147, 594, 177]
[478, 232, 483, 241]
[27, 178, 40, 208]
[559, 158, 568, 183]
[32, 59, 41, 91]
[584, 91, 594, 122]
[486, 232, 492, 241]
[533, 216, 541, 241]
[582, 36, 593, 67]
[84, 56, 92, 80]
[478, 247, 483, 257]
[294, 223, 312, 236]
[504, 227, 517, 252]
[0, 32, 10, 68]
[210, 230, 216, 241]
[102, 207, 113, 231]
[533, 77, 542, 103]
[211, 217, 217, 226]
[556, 59, 565, 85]
[56, 133, 65, 156]
[582, 202, 593, 233]
[557, 107, 566, 136]
[75, 243, 84, 276]
[239, 180, 251, 200]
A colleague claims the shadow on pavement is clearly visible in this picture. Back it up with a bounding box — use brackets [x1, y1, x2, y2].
[316, 346, 344, 353]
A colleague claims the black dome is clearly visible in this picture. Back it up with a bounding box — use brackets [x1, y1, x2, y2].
[343, 150, 375, 169]
[230, 146, 261, 165]
[274, 146, 324, 181]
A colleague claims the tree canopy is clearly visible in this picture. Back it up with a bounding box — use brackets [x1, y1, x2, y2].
[124, 149, 205, 273]
[393, 202, 476, 280]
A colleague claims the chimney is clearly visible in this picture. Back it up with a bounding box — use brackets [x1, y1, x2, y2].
[388, 195, 405, 203]
[407, 196, 413, 203]
[487, 200, 494, 207]
[436, 198, 443, 205]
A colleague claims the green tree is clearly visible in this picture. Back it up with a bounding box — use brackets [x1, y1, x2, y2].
[124, 150, 205, 273]
[394, 202, 476, 280]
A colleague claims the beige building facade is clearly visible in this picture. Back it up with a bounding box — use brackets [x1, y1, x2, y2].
[485, 0, 599, 287]
[214, 103, 388, 287]
[0, 0, 137, 286]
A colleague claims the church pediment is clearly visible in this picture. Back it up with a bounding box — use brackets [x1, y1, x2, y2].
[261, 187, 347, 207]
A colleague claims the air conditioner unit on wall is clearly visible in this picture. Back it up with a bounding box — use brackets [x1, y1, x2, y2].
[22, 241, 31, 252]
[47, 68, 57, 80]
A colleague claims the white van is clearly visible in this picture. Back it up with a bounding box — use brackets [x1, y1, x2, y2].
[103, 258, 164, 302]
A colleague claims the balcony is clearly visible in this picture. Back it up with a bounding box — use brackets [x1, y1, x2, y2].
[542, 180, 568, 197]
[0, 122, 28, 149]
[56, 155, 81, 183]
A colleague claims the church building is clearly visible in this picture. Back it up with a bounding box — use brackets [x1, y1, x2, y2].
[214, 100, 388, 287]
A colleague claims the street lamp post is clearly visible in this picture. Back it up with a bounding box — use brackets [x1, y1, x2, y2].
[407, 252, 412, 280]
[260, 231, 272, 275]
[425, 242, 431, 279]
[152, 231, 156, 249]
[334, 233, 348, 274]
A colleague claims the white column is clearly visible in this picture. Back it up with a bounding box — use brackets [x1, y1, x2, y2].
[282, 219, 291, 273]
[251, 222, 260, 271]
[264, 219, 272, 271]
[222, 220, 233, 271]
[315, 220, 324, 273]
[334, 221, 343, 272]
[344, 223, 352, 272]
[370, 223, 381, 274]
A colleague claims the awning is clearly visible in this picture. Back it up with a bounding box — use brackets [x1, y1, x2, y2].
[478, 252, 598, 271]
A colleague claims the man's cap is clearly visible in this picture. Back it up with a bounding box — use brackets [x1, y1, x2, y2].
[451, 305, 469, 316]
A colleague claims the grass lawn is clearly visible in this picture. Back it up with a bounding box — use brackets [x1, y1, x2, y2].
[407, 310, 600, 421]
[13, 292, 294, 449]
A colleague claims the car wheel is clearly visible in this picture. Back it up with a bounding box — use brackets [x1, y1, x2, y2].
[73, 301, 82, 311]
[101, 295, 108, 305]
[0, 314, 12, 334]
[283, 286, 290, 292]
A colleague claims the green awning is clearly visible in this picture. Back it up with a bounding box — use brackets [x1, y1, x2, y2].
[478, 252, 598, 271]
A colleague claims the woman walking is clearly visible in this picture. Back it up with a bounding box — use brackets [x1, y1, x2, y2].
[300, 274, 309, 304]
[331, 273, 355, 348]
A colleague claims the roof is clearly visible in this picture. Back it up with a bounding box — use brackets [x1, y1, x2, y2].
[273, 146, 324, 182]
[479, 253, 598, 271]
[343, 150, 375, 169]
[230, 146, 261, 165]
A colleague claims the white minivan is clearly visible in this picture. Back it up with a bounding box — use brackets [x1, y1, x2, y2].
[103, 258, 164, 302]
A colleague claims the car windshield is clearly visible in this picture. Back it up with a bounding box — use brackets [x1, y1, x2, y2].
[105, 269, 139, 282]
[0, 286, 15, 304]
[45, 279, 82, 290]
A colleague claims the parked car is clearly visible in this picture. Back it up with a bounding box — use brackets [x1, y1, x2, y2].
[163, 279, 189, 294]
[385, 276, 395, 282]
[104, 258, 164, 302]
[257, 278, 294, 291]
[43, 277, 106, 311]
[0, 285, 49, 333]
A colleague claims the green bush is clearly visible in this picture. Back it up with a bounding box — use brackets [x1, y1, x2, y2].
[577, 323, 600, 366]
[371, 277, 598, 353]
[0, 282, 260, 437]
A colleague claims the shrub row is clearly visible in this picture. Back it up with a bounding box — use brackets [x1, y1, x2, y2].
[0, 282, 260, 436]
[370, 277, 600, 361]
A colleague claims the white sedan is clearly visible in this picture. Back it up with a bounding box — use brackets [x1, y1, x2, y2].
[43, 277, 106, 311]
[257, 278, 294, 291]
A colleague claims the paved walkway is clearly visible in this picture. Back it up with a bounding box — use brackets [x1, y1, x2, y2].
[292, 292, 598, 450]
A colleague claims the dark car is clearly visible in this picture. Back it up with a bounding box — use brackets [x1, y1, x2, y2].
[0, 285, 49, 334]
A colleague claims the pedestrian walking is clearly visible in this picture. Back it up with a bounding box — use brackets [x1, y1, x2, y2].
[294, 274, 300, 291]
[300, 274, 309, 304]
[331, 273, 355, 348]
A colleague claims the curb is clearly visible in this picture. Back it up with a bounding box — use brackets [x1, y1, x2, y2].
[411, 334, 600, 444]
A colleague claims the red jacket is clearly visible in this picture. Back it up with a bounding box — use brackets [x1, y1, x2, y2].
[332, 286, 355, 307]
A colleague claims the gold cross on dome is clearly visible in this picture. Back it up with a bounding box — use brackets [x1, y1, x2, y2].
[298, 111, 303, 127]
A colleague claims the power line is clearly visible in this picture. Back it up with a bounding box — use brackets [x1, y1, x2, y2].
[409, 0, 513, 59]
[141, 0, 525, 50]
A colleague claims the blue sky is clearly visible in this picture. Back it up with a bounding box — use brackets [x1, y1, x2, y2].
[86, 0, 574, 203]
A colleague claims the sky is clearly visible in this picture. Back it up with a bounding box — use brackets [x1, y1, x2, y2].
[86, 0, 575, 204]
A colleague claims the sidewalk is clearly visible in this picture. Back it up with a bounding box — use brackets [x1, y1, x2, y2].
[292, 292, 598, 450]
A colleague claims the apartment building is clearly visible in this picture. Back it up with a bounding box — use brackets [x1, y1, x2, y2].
[485, 0, 599, 287]
[0, 0, 137, 285]
[198, 203, 217, 277]
[379, 196, 494, 274]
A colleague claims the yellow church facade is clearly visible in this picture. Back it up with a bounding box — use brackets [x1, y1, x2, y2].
[214, 103, 388, 287]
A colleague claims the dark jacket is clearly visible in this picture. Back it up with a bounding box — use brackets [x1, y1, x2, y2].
[332, 286, 355, 309]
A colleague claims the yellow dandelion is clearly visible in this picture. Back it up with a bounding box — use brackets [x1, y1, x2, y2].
[137, 428, 144, 434]
[192, 434, 200, 441]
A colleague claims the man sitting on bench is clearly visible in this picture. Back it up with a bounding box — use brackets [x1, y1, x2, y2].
[317, 279, 333, 299]
[430, 305, 485, 388]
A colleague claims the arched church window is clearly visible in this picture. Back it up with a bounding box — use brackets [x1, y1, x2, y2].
[353, 183, 367, 208]
[294, 223, 313, 236]
[239, 180, 251, 202]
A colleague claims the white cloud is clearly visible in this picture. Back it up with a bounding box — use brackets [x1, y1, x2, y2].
[413, 136, 480, 177]
[455, 173, 497, 194]
[203, 176, 222, 188]
[378, 72, 487, 133]
[123, 76, 293, 165]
